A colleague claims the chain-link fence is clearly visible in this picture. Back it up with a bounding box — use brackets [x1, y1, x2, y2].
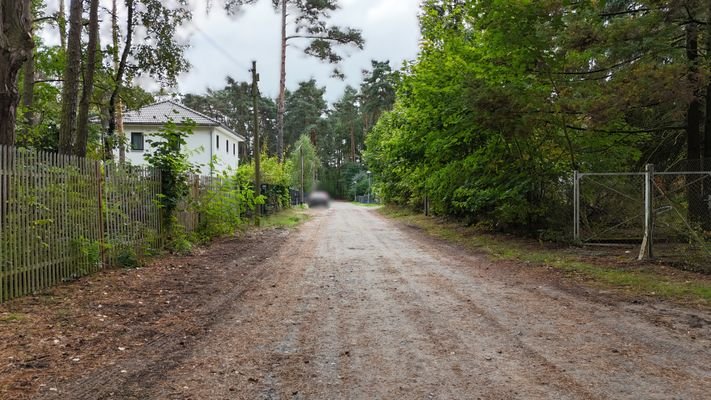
[355, 195, 378, 204]
[574, 162, 711, 271]
[574, 172, 646, 244]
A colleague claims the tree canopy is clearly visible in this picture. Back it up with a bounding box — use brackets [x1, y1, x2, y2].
[364, 0, 711, 230]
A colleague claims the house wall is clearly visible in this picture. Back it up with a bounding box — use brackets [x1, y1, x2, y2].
[210, 126, 242, 174]
[123, 125, 242, 175]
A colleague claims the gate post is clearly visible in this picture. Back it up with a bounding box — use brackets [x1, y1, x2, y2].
[638, 164, 654, 260]
[573, 170, 580, 242]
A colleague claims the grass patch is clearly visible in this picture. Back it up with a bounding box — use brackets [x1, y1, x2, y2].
[261, 208, 310, 229]
[379, 206, 711, 304]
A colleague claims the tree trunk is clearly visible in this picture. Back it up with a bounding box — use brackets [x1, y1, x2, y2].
[75, 0, 99, 157]
[686, 22, 704, 223]
[116, 99, 126, 161]
[58, 0, 83, 154]
[363, 112, 371, 134]
[106, 0, 135, 160]
[21, 50, 34, 135]
[704, 0, 711, 162]
[58, 0, 66, 49]
[703, 4, 711, 229]
[20, 0, 34, 139]
[0, 0, 32, 227]
[0, 69, 21, 147]
[687, 24, 701, 162]
[276, 0, 287, 162]
[349, 121, 355, 162]
[0, 0, 34, 146]
[112, 0, 126, 162]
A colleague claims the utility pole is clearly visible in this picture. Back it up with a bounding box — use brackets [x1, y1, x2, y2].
[251, 61, 261, 223]
[300, 145, 304, 205]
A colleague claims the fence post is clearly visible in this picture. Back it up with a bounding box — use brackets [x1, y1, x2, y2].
[638, 163, 654, 260]
[424, 193, 429, 217]
[573, 170, 580, 242]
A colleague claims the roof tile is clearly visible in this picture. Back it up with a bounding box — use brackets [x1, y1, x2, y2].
[123, 100, 219, 126]
[122, 100, 244, 141]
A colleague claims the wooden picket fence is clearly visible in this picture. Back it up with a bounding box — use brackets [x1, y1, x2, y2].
[0, 145, 162, 302]
[176, 175, 222, 232]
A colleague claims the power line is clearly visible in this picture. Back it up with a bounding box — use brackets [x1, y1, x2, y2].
[187, 21, 252, 72]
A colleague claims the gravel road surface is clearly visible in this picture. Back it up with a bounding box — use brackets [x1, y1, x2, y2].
[29, 202, 711, 399]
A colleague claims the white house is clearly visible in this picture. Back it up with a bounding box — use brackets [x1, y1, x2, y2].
[122, 100, 245, 175]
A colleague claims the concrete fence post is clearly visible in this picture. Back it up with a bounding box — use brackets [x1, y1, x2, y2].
[573, 170, 580, 242]
[638, 163, 654, 260]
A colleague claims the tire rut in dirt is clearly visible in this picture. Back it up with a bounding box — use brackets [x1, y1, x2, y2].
[127, 213, 327, 400]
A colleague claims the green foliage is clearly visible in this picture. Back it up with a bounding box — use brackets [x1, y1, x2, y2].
[237, 153, 293, 211]
[238, 152, 293, 188]
[116, 247, 139, 268]
[261, 208, 310, 229]
[364, 0, 711, 233]
[264, 184, 292, 212]
[71, 237, 101, 272]
[131, 0, 192, 87]
[143, 118, 200, 247]
[318, 162, 366, 200]
[288, 135, 319, 195]
[360, 60, 399, 131]
[348, 167, 371, 199]
[15, 37, 64, 151]
[194, 170, 263, 240]
[284, 79, 328, 148]
[169, 219, 193, 255]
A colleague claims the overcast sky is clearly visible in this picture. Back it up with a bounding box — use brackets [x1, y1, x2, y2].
[180, 0, 423, 103]
[40, 0, 422, 104]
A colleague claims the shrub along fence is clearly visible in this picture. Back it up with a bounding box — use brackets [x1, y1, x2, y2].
[0, 146, 163, 302]
[0, 145, 262, 303]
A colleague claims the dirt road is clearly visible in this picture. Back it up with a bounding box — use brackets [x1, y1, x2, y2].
[20, 203, 711, 399]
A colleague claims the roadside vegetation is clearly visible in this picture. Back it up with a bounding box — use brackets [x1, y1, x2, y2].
[365, 1, 711, 235]
[379, 207, 711, 305]
[1, 1, 385, 202]
[3, 1, 711, 299]
[158, 135, 298, 254]
[261, 208, 311, 229]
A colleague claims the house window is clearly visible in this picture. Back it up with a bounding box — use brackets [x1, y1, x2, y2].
[233, 143, 236, 155]
[216, 135, 220, 149]
[226, 139, 229, 153]
[131, 132, 144, 151]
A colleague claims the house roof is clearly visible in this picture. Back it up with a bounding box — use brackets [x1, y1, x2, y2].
[123, 100, 245, 141]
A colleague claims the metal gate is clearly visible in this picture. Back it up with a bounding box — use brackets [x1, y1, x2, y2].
[573, 164, 711, 269]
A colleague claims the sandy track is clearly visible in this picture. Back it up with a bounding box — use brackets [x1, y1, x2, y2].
[28, 203, 711, 399]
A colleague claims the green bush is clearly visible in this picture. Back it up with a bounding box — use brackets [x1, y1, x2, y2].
[143, 118, 201, 250]
[116, 247, 139, 268]
[71, 236, 101, 273]
[194, 171, 261, 241]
